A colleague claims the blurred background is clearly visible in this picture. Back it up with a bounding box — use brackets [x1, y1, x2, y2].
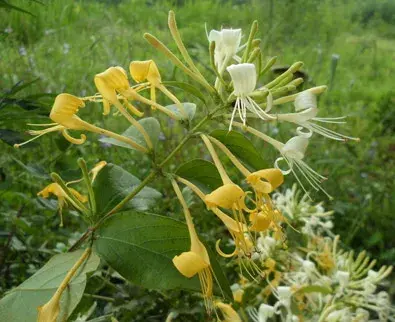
[1, 0, 394, 320]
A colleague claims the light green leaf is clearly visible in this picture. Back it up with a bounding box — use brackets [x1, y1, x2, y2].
[162, 81, 207, 104]
[99, 117, 161, 150]
[210, 129, 269, 171]
[0, 250, 100, 322]
[92, 163, 161, 216]
[166, 102, 196, 122]
[94, 211, 232, 300]
[176, 159, 222, 194]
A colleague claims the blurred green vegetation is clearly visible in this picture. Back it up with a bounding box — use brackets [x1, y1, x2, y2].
[1, 0, 394, 320]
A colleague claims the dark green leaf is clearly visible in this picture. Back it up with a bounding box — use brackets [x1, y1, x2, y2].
[99, 117, 161, 151]
[166, 102, 196, 122]
[175, 159, 222, 194]
[210, 129, 269, 171]
[94, 211, 232, 300]
[162, 81, 207, 104]
[0, 1, 34, 16]
[11, 156, 50, 179]
[92, 163, 161, 216]
[0, 129, 37, 147]
[0, 250, 100, 322]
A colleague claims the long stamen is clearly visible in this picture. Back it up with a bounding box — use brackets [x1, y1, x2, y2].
[14, 124, 64, 148]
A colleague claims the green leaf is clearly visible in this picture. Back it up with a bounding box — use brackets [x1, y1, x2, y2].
[0, 250, 100, 322]
[210, 129, 269, 171]
[175, 159, 222, 194]
[166, 102, 196, 122]
[94, 211, 232, 300]
[162, 81, 207, 104]
[11, 156, 50, 179]
[0, 129, 37, 147]
[294, 285, 333, 295]
[99, 117, 161, 150]
[92, 163, 161, 216]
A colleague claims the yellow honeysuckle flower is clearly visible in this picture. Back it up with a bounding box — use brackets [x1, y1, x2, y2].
[215, 302, 242, 322]
[38, 182, 87, 227]
[205, 183, 247, 210]
[171, 180, 213, 311]
[129, 60, 185, 116]
[14, 94, 147, 152]
[94, 66, 180, 120]
[37, 248, 92, 322]
[94, 66, 143, 117]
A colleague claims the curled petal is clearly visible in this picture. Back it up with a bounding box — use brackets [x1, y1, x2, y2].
[246, 168, 284, 193]
[215, 239, 237, 258]
[50, 94, 86, 129]
[62, 129, 86, 145]
[296, 126, 313, 138]
[274, 157, 292, 175]
[294, 90, 317, 111]
[172, 251, 209, 278]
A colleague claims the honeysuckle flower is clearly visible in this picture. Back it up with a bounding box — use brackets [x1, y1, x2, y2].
[234, 122, 330, 198]
[215, 302, 242, 322]
[227, 63, 275, 130]
[129, 60, 186, 116]
[248, 303, 276, 322]
[94, 66, 142, 116]
[38, 182, 87, 227]
[15, 93, 149, 152]
[276, 90, 359, 142]
[95, 66, 180, 121]
[208, 28, 242, 70]
[171, 180, 213, 311]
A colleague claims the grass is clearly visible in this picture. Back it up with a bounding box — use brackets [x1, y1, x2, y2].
[1, 0, 394, 308]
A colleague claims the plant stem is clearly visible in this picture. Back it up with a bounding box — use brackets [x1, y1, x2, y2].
[83, 293, 115, 302]
[68, 105, 226, 252]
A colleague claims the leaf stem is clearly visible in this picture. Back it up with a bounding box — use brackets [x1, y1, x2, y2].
[68, 105, 226, 252]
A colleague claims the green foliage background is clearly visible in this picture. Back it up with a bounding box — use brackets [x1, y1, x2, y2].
[1, 0, 394, 320]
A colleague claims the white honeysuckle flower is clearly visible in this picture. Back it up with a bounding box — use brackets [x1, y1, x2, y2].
[326, 308, 351, 322]
[336, 270, 350, 288]
[277, 90, 359, 142]
[227, 63, 275, 130]
[208, 28, 242, 69]
[248, 303, 275, 322]
[272, 133, 330, 198]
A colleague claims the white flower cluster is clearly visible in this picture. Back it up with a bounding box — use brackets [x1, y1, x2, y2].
[207, 27, 359, 198]
[241, 186, 394, 322]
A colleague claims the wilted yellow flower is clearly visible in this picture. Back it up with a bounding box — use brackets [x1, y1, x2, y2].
[38, 182, 87, 227]
[215, 302, 242, 322]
